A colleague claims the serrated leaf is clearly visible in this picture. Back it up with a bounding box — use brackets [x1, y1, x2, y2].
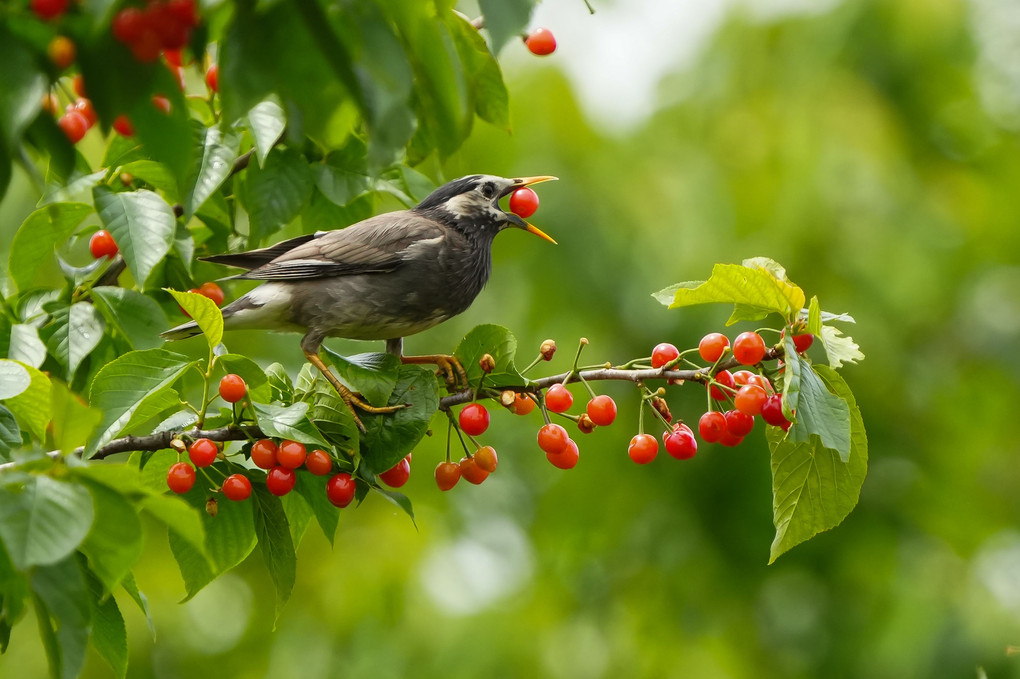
[243, 147, 313, 246]
[768, 366, 867, 562]
[251, 401, 331, 449]
[78, 481, 143, 594]
[119, 572, 154, 640]
[807, 296, 822, 336]
[49, 381, 101, 455]
[0, 406, 21, 457]
[0, 476, 94, 570]
[265, 363, 293, 403]
[252, 485, 296, 621]
[301, 377, 359, 454]
[820, 325, 865, 369]
[218, 354, 271, 403]
[280, 489, 313, 549]
[4, 362, 51, 442]
[786, 359, 852, 461]
[360, 365, 439, 474]
[8, 323, 47, 369]
[453, 323, 526, 387]
[8, 202, 92, 292]
[322, 349, 400, 407]
[94, 187, 176, 288]
[0, 360, 30, 400]
[780, 333, 802, 422]
[185, 124, 240, 217]
[117, 160, 180, 202]
[247, 99, 287, 168]
[447, 12, 509, 128]
[84, 566, 128, 679]
[90, 287, 167, 350]
[165, 289, 223, 349]
[85, 349, 194, 458]
[664, 262, 806, 325]
[40, 303, 105, 381]
[293, 470, 338, 546]
[31, 556, 89, 679]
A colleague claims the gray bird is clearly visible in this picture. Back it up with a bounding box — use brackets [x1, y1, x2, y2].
[162, 174, 557, 424]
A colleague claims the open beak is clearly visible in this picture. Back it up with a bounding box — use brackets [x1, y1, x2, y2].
[504, 176, 558, 244]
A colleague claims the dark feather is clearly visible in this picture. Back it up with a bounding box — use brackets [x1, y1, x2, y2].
[199, 233, 317, 270]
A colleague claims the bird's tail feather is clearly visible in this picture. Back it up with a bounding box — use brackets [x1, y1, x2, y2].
[161, 320, 203, 341]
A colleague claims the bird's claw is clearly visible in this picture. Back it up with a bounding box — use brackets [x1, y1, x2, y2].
[341, 391, 409, 432]
[400, 353, 469, 390]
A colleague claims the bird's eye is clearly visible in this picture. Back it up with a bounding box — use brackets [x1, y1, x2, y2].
[479, 183, 495, 199]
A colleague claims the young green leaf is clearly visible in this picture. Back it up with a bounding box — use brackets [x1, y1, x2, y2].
[165, 289, 224, 350]
[819, 325, 865, 369]
[246, 98, 287, 168]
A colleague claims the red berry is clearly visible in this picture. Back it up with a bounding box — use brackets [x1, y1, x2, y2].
[58, 112, 89, 144]
[163, 48, 183, 67]
[628, 434, 658, 464]
[459, 456, 489, 485]
[47, 36, 76, 70]
[586, 394, 617, 426]
[538, 423, 569, 454]
[663, 424, 698, 460]
[113, 115, 134, 137]
[512, 392, 536, 415]
[31, 0, 68, 21]
[458, 403, 490, 437]
[326, 472, 356, 507]
[524, 27, 556, 56]
[508, 187, 539, 218]
[379, 456, 411, 487]
[266, 466, 296, 496]
[218, 373, 246, 403]
[130, 30, 163, 63]
[734, 384, 768, 417]
[198, 281, 225, 306]
[68, 99, 97, 126]
[545, 383, 573, 413]
[221, 474, 252, 501]
[547, 438, 579, 469]
[748, 374, 773, 393]
[733, 331, 766, 366]
[188, 438, 218, 467]
[473, 446, 498, 473]
[168, 0, 199, 27]
[71, 74, 86, 98]
[698, 333, 729, 363]
[250, 439, 278, 470]
[732, 370, 754, 386]
[435, 461, 461, 491]
[698, 411, 726, 443]
[305, 449, 333, 476]
[89, 230, 118, 259]
[277, 440, 307, 469]
[205, 63, 219, 93]
[793, 333, 814, 353]
[718, 429, 744, 447]
[651, 342, 680, 369]
[112, 8, 146, 43]
[166, 461, 196, 493]
[724, 410, 754, 437]
[760, 394, 789, 427]
[708, 369, 735, 400]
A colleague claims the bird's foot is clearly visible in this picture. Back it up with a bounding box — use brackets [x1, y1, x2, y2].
[305, 351, 408, 432]
[400, 353, 469, 389]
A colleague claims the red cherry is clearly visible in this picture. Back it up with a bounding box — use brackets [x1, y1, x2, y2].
[112, 8, 146, 43]
[458, 403, 490, 437]
[218, 374, 246, 403]
[663, 424, 698, 460]
[163, 48, 183, 67]
[508, 187, 539, 218]
[266, 466, 296, 496]
[473, 446, 498, 473]
[71, 74, 87, 98]
[58, 112, 89, 144]
[718, 429, 744, 447]
[732, 370, 754, 386]
[68, 99, 97, 126]
[459, 456, 489, 485]
[748, 374, 773, 393]
[326, 472, 356, 507]
[547, 438, 579, 469]
[113, 115, 135, 137]
[524, 27, 556, 56]
[188, 438, 218, 467]
[538, 423, 569, 454]
[586, 394, 617, 426]
[198, 281, 225, 306]
[277, 440, 307, 469]
[221, 474, 252, 501]
[724, 410, 754, 437]
[379, 456, 411, 488]
[698, 411, 726, 443]
[205, 63, 219, 93]
[89, 230, 118, 259]
[793, 333, 814, 353]
[130, 29, 163, 63]
[249, 439, 278, 470]
[734, 384, 768, 416]
[709, 369, 735, 400]
[628, 434, 658, 464]
[305, 449, 334, 476]
[545, 383, 573, 413]
[166, 461, 196, 493]
[168, 0, 199, 27]
[651, 342, 680, 369]
[31, 0, 68, 21]
[760, 394, 789, 427]
[733, 331, 766, 365]
[47, 36, 76, 70]
[434, 461, 461, 491]
[512, 392, 536, 415]
[698, 333, 729, 363]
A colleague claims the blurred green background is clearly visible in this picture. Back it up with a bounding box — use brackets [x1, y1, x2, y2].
[5, 0, 1020, 676]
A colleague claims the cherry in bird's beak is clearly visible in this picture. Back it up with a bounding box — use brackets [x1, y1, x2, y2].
[504, 175, 558, 244]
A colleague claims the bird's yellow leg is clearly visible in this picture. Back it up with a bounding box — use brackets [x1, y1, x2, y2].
[400, 354, 469, 389]
[304, 351, 406, 431]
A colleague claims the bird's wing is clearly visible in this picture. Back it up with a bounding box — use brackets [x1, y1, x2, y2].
[231, 212, 446, 281]
[199, 233, 317, 270]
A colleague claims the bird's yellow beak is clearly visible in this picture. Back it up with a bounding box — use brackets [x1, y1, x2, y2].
[507, 176, 558, 244]
[511, 175, 558, 188]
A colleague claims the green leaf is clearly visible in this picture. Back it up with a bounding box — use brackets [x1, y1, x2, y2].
[40, 303, 105, 381]
[657, 261, 807, 325]
[3, 362, 51, 442]
[85, 349, 194, 458]
[478, 0, 535, 54]
[447, 13, 510, 128]
[280, 489, 313, 549]
[322, 350, 400, 407]
[0, 539, 29, 650]
[8, 323, 47, 369]
[786, 359, 852, 462]
[0, 29, 47, 149]
[90, 287, 167, 350]
[819, 325, 865, 369]
[0, 360, 30, 400]
[246, 99, 287, 168]
[116, 160, 180, 202]
[806, 296, 822, 336]
[217, 354, 271, 403]
[454, 324, 526, 387]
[252, 485, 296, 620]
[49, 381, 101, 455]
[93, 187, 176, 288]
[119, 572, 154, 640]
[251, 401, 331, 449]
[84, 566, 128, 679]
[301, 377, 359, 454]
[185, 124, 240, 218]
[0, 406, 21, 457]
[265, 363, 294, 403]
[165, 289, 223, 349]
[78, 481, 143, 594]
[138, 494, 206, 557]
[8, 203, 92, 292]
[360, 365, 439, 474]
[780, 332, 803, 422]
[243, 147, 313, 246]
[31, 556, 90, 679]
[768, 365, 867, 562]
[0, 476, 94, 570]
[373, 486, 416, 526]
[293, 469, 338, 546]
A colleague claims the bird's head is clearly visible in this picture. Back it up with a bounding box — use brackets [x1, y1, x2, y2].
[414, 174, 557, 243]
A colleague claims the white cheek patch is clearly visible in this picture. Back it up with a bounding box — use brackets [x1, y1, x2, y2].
[445, 194, 485, 217]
